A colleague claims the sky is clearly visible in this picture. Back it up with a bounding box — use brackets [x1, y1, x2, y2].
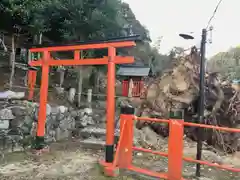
[123, 0, 240, 57]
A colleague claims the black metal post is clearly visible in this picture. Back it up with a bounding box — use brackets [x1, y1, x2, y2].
[196, 28, 207, 177]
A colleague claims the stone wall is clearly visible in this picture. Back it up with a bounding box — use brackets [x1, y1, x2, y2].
[0, 100, 95, 153]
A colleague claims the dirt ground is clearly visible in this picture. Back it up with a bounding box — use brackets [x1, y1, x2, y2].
[0, 141, 239, 180]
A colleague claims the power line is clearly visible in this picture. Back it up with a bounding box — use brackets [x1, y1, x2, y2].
[195, 1, 224, 177]
[206, 0, 224, 29]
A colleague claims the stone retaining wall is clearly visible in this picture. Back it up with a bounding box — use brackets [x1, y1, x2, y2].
[0, 100, 96, 154]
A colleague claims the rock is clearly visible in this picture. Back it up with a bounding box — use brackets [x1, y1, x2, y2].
[55, 87, 65, 95]
[58, 106, 68, 114]
[11, 106, 27, 117]
[75, 108, 94, 129]
[44, 107, 76, 142]
[19, 115, 34, 135]
[59, 115, 75, 130]
[46, 130, 56, 142]
[51, 106, 68, 115]
[0, 90, 25, 99]
[79, 127, 119, 142]
[97, 116, 106, 123]
[76, 115, 94, 128]
[50, 107, 60, 115]
[82, 108, 93, 115]
[96, 101, 106, 108]
[34, 104, 51, 120]
[0, 108, 15, 120]
[9, 103, 38, 132]
[55, 128, 71, 142]
[0, 119, 10, 129]
[134, 126, 166, 149]
[69, 110, 78, 118]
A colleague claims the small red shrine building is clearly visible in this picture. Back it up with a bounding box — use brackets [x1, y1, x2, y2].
[117, 62, 154, 98]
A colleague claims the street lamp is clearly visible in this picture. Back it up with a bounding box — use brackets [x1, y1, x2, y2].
[179, 33, 194, 40]
[179, 29, 207, 177]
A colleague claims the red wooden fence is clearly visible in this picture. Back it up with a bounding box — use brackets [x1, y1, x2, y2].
[122, 80, 145, 97]
[122, 80, 129, 96]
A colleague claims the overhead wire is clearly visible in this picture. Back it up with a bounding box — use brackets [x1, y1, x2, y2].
[206, 0, 224, 29]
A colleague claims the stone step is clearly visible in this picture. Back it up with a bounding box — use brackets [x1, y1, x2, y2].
[79, 127, 120, 143]
[79, 139, 106, 150]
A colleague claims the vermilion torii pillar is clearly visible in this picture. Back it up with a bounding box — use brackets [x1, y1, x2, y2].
[27, 36, 137, 162]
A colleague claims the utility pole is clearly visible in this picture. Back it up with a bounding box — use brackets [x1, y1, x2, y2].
[196, 28, 207, 177]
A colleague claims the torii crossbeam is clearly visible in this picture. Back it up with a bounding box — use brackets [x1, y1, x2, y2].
[28, 36, 138, 162]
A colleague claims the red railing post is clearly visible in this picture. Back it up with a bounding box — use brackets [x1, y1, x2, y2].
[118, 106, 135, 168]
[103, 106, 134, 177]
[168, 110, 184, 180]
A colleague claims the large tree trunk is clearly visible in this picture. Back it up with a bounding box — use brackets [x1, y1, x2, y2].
[136, 46, 240, 152]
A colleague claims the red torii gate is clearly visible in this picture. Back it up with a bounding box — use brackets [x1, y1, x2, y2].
[27, 36, 137, 163]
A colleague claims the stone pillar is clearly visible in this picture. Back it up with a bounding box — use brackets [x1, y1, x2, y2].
[87, 89, 92, 108]
[68, 88, 76, 103]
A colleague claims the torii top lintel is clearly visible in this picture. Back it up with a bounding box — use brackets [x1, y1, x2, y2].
[28, 35, 139, 67]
